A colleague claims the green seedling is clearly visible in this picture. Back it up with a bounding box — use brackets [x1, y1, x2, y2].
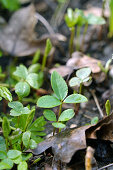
[37, 71, 88, 134]
[32, 49, 40, 65]
[108, 0, 113, 37]
[0, 66, 5, 80]
[105, 100, 111, 116]
[69, 67, 91, 113]
[65, 8, 105, 54]
[0, 97, 46, 169]
[41, 39, 52, 72]
[69, 67, 92, 94]
[98, 58, 112, 76]
[13, 64, 43, 100]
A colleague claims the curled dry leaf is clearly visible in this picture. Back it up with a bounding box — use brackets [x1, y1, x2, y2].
[0, 4, 66, 57]
[32, 126, 90, 163]
[30, 113, 113, 164]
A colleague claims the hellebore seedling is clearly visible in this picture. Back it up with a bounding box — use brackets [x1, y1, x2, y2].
[105, 100, 111, 116]
[37, 71, 88, 133]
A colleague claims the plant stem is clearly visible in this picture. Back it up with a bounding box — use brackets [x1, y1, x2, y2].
[41, 53, 47, 72]
[76, 25, 81, 51]
[81, 23, 88, 52]
[58, 103, 63, 118]
[79, 83, 83, 94]
[69, 26, 75, 57]
[75, 83, 82, 115]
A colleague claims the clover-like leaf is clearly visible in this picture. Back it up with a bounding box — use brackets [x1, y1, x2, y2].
[37, 95, 61, 108]
[0, 86, 12, 101]
[64, 94, 88, 103]
[8, 101, 30, 116]
[22, 131, 31, 148]
[13, 65, 28, 80]
[69, 77, 82, 87]
[1, 158, 13, 169]
[43, 109, 57, 121]
[28, 63, 41, 73]
[7, 150, 21, 159]
[26, 73, 39, 89]
[15, 82, 30, 98]
[52, 122, 66, 129]
[58, 109, 74, 121]
[18, 161, 28, 170]
[51, 71, 68, 100]
[76, 67, 91, 80]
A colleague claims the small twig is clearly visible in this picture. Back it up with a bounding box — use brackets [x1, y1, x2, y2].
[85, 146, 95, 170]
[90, 90, 104, 118]
[98, 163, 113, 170]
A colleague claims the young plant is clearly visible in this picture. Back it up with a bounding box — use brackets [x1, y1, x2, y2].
[65, 8, 105, 54]
[91, 116, 99, 125]
[13, 64, 43, 101]
[105, 99, 111, 116]
[69, 67, 92, 94]
[37, 71, 88, 133]
[65, 8, 85, 55]
[0, 0, 20, 11]
[0, 87, 46, 169]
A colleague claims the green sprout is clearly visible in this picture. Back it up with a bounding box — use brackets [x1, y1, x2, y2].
[98, 58, 112, 76]
[108, 0, 113, 37]
[105, 100, 111, 116]
[37, 71, 88, 134]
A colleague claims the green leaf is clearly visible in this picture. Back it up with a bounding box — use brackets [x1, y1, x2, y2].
[22, 131, 31, 148]
[86, 14, 106, 25]
[15, 82, 30, 98]
[28, 64, 41, 73]
[58, 109, 74, 121]
[18, 161, 28, 170]
[0, 161, 11, 169]
[2, 117, 11, 138]
[29, 139, 37, 149]
[9, 101, 30, 116]
[91, 117, 99, 125]
[28, 116, 46, 131]
[64, 94, 88, 103]
[37, 95, 61, 108]
[43, 109, 57, 121]
[52, 122, 65, 129]
[0, 97, 2, 101]
[26, 73, 39, 89]
[1, 0, 20, 11]
[69, 77, 82, 87]
[0, 151, 7, 159]
[51, 71, 68, 100]
[22, 153, 33, 161]
[7, 150, 21, 159]
[0, 86, 12, 101]
[31, 134, 44, 144]
[12, 155, 22, 164]
[76, 67, 91, 80]
[65, 8, 77, 27]
[0, 136, 6, 152]
[25, 109, 35, 130]
[105, 100, 111, 116]
[44, 39, 52, 57]
[13, 65, 28, 80]
[1, 158, 13, 169]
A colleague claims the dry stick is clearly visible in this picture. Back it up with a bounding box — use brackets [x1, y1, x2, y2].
[85, 146, 95, 170]
[98, 163, 113, 170]
[90, 90, 104, 118]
